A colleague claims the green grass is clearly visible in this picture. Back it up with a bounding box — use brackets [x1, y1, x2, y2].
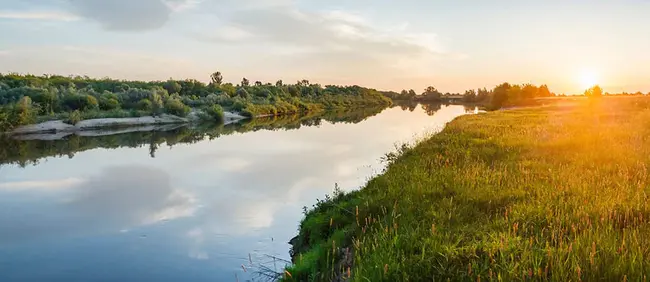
[285, 97, 650, 281]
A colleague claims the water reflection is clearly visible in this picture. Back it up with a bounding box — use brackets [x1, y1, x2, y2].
[0, 104, 473, 281]
[0, 107, 386, 168]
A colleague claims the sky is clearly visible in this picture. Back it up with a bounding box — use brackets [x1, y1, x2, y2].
[0, 0, 648, 94]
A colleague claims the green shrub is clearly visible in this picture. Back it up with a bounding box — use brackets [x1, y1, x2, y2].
[137, 99, 152, 111]
[164, 99, 190, 117]
[99, 97, 120, 110]
[203, 105, 225, 122]
[66, 110, 82, 125]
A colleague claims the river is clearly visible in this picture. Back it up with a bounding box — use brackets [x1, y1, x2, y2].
[0, 103, 474, 281]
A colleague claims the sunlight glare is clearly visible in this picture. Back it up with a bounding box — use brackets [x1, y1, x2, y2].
[579, 69, 600, 89]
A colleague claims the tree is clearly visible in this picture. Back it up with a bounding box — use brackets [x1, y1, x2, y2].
[241, 78, 250, 87]
[408, 89, 417, 99]
[538, 84, 551, 97]
[210, 71, 223, 86]
[422, 86, 441, 101]
[490, 82, 511, 109]
[13, 96, 36, 125]
[584, 85, 603, 97]
[521, 84, 538, 100]
[462, 89, 477, 102]
[150, 93, 164, 115]
[255, 81, 262, 86]
[276, 80, 283, 87]
[399, 90, 409, 99]
[163, 80, 182, 94]
[164, 99, 190, 117]
[236, 87, 249, 99]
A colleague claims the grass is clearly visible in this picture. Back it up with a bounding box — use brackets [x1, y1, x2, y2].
[285, 96, 650, 281]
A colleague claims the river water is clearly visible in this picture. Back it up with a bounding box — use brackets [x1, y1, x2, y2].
[0, 103, 474, 281]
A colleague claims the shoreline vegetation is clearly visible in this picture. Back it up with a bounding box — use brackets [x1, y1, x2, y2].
[284, 96, 650, 281]
[0, 72, 392, 134]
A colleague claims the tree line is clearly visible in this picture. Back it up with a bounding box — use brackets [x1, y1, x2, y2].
[383, 83, 650, 110]
[383, 83, 554, 109]
[0, 72, 392, 131]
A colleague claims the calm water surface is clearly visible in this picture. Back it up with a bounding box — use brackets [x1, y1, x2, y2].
[0, 104, 473, 281]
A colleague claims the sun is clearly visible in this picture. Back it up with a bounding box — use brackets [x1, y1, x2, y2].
[578, 69, 600, 90]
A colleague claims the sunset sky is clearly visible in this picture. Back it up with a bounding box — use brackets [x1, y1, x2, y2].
[0, 0, 648, 94]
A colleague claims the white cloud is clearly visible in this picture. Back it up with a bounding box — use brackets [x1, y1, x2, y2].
[0, 178, 84, 192]
[188, 4, 458, 79]
[0, 10, 80, 21]
[164, 0, 204, 12]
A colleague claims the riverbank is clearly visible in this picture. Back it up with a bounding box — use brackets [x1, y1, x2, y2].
[7, 111, 247, 136]
[284, 97, 650, 281]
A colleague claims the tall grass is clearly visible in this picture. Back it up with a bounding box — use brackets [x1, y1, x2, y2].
[285, 97, 650, 281]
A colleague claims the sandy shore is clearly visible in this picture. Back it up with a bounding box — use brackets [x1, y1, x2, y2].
[10, 112, 247, 136]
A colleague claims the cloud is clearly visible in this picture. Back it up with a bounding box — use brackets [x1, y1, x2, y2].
[164, 0, 204, 12]
[0, 10, 80, 21]
[68, 0, 173, 31]
[0, 178, 83, 192]
[191, 5, 456, 79]
[68, 166, 197, 226]
[0, 166, 198, 243]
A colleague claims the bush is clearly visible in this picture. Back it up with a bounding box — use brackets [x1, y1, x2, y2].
[202, 105, 225, 122]
[137, 99, 152, 111]
[99, 97, 120, 110]
[164, 99, 190, 117]
[66, 110, 82, 125]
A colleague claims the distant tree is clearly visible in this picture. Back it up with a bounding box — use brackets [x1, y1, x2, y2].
[399, 90, 409, 99]
[538, 84, 551, 97]
[236, 87, 250, 99]
[422, 86, 441, 101]
[462, 89, 477, 102]
[220, 83, 237, 97]
[13, 96, 36, 125]
[150, 93, 164, 115]
[137, 99, 153, 111]
[490, 83, 511, 109]
[163, 80, 182, 94]
[521, 84, 538, 100]
[584, 85, 603, 97]
[164, 99, 190, 117]
[255, 81, 263, 86]
[276, 80, 283, 87]
[241, 78, 250, 87]
[210, 71, 223, 86]
[287, 85, 299, 97]
[408, 89, 417, 99]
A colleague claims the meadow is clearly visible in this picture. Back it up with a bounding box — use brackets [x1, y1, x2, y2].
[285, 96, 650, 281]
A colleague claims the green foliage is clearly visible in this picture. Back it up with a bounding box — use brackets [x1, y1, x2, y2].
[66, 110, 82, 125]
[137, 99, 153, 111]
[62, 94, 99, 111]
[0, 72, 393, 129]
[164, 98, 190, 117]
[163, 80, 182, 94]
[210, 71, 223, 86]
[236, 87, 249, 99]
[202, 105, 225, 122]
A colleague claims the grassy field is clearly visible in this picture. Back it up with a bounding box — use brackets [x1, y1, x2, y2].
[285, 96, 650, 281]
